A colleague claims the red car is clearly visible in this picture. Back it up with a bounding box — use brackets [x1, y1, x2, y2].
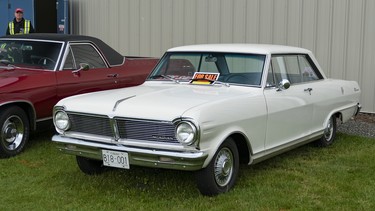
[0, 34, 158, 158]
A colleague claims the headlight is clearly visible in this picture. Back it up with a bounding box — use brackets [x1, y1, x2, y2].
[175, 121, 197, 145]
[54, 111, 70, 131]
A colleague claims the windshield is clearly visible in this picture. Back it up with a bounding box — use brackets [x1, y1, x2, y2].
[0, 40, 63, 70]
[149, 52, 266, 86]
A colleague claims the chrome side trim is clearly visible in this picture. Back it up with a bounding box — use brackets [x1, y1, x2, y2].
[250, 130, 324, 164]
[36, 116, 52, 122]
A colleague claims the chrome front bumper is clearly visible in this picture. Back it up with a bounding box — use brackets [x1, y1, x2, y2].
[52, 135, 208, 171]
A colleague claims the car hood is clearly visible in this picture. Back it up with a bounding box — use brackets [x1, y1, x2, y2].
[58, 82, 259, 121]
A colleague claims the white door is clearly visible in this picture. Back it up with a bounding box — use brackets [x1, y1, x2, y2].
[263, 54, 323, 151]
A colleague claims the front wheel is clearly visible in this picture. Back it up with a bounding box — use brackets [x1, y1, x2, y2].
[195, 137, 239, 196]
[76, 156, 106, 175]
[0, 106, 30, 158]
[315, 115, 337, 147]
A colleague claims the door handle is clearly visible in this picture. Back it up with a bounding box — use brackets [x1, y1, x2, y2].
[107, 73, 119, 78]
[304, 88, 313, 95]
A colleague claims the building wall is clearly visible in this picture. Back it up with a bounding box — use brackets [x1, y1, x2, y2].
[70, 0, 375, 113]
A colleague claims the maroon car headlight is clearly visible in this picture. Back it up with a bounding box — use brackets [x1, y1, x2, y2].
[175, 121, 197, 145]
[54, 111, 70, 131]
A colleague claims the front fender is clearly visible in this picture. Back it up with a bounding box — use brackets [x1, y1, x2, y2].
[198, 117, 266, 168]
[0, 100, 36, 130]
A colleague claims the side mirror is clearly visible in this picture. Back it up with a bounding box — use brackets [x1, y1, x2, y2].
[277, 79, 290, 91]
[79, 63, 90, 71]
[72, 63, 90, 73]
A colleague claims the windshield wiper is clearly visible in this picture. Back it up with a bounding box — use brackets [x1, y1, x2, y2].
[214, 80, 230, 87]
[149, 75, 180, 84]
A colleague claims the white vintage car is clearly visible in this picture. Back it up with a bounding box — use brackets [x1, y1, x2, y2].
[52, 44, 361, 196]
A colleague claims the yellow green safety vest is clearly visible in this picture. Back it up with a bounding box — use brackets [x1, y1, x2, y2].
[8, 20, 31, 35]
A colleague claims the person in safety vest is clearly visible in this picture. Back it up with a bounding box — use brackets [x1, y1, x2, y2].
[6, 8, 35, 35]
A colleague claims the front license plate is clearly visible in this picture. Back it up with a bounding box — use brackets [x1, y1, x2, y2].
[102, 150, 130, 169]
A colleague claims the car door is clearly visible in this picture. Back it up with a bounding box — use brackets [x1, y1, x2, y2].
[55, 43, 121, 100]
[293, 55, 332, 134]
[263, 54, 317, 151]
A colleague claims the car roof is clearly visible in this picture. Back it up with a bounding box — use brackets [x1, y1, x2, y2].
[0, 33, 124, 66]
[167, 43, 312, 55]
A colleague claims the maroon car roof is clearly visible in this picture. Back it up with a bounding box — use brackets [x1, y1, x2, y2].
[0, 33, 124, 66]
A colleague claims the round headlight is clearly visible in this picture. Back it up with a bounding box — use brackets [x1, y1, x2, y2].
[54, 111, 70, 131]
[176, 122, 197, 145]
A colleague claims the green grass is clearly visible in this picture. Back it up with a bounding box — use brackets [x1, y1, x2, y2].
[1, 131, 374, 210]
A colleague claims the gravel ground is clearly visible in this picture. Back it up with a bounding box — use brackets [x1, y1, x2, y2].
[337, 112, 375, 138]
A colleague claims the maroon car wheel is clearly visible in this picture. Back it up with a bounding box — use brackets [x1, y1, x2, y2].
[0, 106, 30, 158]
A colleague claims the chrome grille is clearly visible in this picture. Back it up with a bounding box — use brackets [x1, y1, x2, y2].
[67, 113, 178, 143]
[68, 113, 113, 137]
[116, 118, 178, 143]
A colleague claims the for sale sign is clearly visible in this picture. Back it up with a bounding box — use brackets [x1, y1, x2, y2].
[190, 72, 220, 85]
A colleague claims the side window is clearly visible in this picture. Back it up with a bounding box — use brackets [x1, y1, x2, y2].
[266, 64, 275, 87]
[270, 56, 288, 84]
[69, 44, 107, 69]
[298, 55, 320, 82]
[63, 47, 75, 70]
[284, 56, 301, 83]
[269, 54, 322, 85]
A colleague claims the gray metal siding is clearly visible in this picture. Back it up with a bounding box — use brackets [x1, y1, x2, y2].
[70, 0, 375, 113]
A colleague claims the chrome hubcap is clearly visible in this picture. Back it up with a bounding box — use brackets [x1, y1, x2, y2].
[324, 117, 334, 141]
[1, 115, 24, 150]
[214, 147, 233, 187]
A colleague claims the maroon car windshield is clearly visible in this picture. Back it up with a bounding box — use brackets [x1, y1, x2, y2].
[0, 40, 62, 70]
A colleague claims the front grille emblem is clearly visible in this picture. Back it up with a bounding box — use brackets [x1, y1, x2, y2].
[151, 135, 175, 141]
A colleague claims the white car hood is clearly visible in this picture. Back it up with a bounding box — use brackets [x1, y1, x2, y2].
[58, 82, 257, 121]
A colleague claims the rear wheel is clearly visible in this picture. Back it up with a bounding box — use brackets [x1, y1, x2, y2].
[316, 115, 337, 147]
[76, 156, 106, 175]
[0, 106, 30, 158]
[195, 137, 239, 196]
